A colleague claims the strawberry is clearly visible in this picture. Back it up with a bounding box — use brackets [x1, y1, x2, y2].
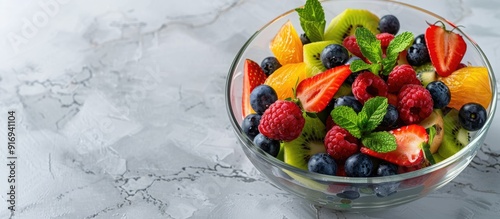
[360, 124, 428, 166]
[425, 23, 467, 77]
[242, 59, 267, 118]
[296, 65, 351, 113]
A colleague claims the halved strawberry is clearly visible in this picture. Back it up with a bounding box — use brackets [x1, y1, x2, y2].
[242, 59, 267, 118]
[425, 23, 467, 77]
[296, 65, 351, 113]
[360, 124, 428, 166]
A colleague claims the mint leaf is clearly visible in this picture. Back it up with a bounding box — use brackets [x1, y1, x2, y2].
[349, 59, 371, 72]
[296, 0, 325, 42]
[381, 31, 414, 75]
[423, 143, 436, 165]
[331, 106, 361, 138]
[428, 126, 436, 146]
[361, 131, 397, 152]
[360, 96, 388, 132]
[355, 27, 382, 64]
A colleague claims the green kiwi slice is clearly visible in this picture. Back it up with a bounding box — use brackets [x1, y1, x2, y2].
[284, 114, 326, 170]
[437, 109, 470, 159]
[303, 40, 336, 77]
[324, 9, 380, 44]
[415, 62, 437, 87]
[419, 109, 444, 154]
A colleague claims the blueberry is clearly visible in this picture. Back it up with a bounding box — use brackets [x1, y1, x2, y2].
[308, 153, 338, 175]
[458, 103, 487, 131]
[426, 81, 451, 109]
[346, 56, 361, 65]
[344, 153, 374, 177]
[321, 44, 349, 69]
[334, 96, 362, 113]
[336, 190, 360, 200]
[300, 33, 311, 45]
[406, 43, 430, 66]
[413, 34, 426, 45]
[242, 113, 261, 140]
[378, 15, 400, 35]
[379, 104, 398, 129]
[376, 162, 398, 176]
[260, 56, 281, 76]
[374, 182, 399, 197]
[250, 85, 278, 114]
[345, 71, 361, 85]
[253, 134, 280, 157]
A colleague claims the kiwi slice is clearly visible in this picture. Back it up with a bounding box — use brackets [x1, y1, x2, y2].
[284, 114, 326, 170]
[324, 9, 380, 44]
[417, 71, 437, 87]
[432, 153, 446, 163]
[437, 109, 470, 159]
[413, 62, 435, 73]
[419, 109, 444, 154]
[303, 40, 336, 77]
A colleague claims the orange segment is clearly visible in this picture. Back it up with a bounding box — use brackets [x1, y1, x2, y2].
[438, 66, 492, 110]
[270, 20, 303, 65]
[264, 62, 307, 100]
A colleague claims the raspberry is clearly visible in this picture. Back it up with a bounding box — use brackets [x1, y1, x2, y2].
[397, 84, 433, 124]
[324, 126, 359, 162]
[376, 33, 395, 48]
[352, 72, 388, 104]
[387, 64, 421, 93]
[325, 115, 337, 132]
[258, 100, 305, 141]
[342, 35, 364, 58]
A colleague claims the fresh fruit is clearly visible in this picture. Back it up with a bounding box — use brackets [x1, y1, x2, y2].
[352, 72, 388, 104]
[437, 109, 470, 158]
[324, 9, 380, 44]
[334, 95, 362, 113]
[321, 44, 349, 69]
[300, 33, 311, 45]
[426, 81, 451, 109]
[296, 65, 351, 113]
[242, 113, 261, 140]
[303, 40, 336, 76]
[378, 15, 400, 35]
[387, 64, 421, 93]
[419, 109, 444, 154]
[253, 133, 281, 157]
[417, 70, 437, 87]
[343, 35, 364, 58]
[413, 34, 426, 45]
[308, 153, 338, 175]
[242, 59, 267, 117]
[376, 33, 395, 54]
[376, 162, 398, 176]
[344, 153, 374, 177]
[324, 126, 359, 162]
[425, 23, 467, 77]
[283, 115, 327, 170]
[261, 56, 282, 76]
[250, 84, 278, 114]
[270, 20, 303, 65]
[259, 100, 305, 141]
[406, 43, 431, 66]
[379, 104, 399, 129]
[397, 84, 433, 124]
[438, 66, 491, 110]
[360, 124, 428, 166]
[458, 103, 487, 131]
[264, 62, 308, 100]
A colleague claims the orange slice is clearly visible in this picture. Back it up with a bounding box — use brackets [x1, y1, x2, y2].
[264, 62, 307, 100]
[438, 66, 492, 110]
[270, 20, 303, 65]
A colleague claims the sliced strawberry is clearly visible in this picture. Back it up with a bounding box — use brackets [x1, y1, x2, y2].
[360, 124, 428, 166]
[425, 23, 467, 77]
[296, 65, 351, 113]
[242, 59, 267, 118]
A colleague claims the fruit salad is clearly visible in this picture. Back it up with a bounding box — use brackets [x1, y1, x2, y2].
[240, 0, 492, 178]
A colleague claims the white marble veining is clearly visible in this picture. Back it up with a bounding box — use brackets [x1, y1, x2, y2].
[0, 0, 498, 218]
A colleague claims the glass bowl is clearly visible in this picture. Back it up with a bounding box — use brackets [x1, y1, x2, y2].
[225, 0, 497, 211]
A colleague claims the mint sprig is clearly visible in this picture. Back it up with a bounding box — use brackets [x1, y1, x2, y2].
[331, 96, 397, 152]
[295, 0, 325, 42]
[350, 27, 414, 76]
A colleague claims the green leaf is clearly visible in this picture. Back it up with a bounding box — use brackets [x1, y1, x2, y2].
[381, 31, 414, 75]
[296, 0, 325, 42]
[355, 27, 382, 64]
[349, 59, 372, 72]
[360, 96, 388, 132]
[422, 143, 436, 165]
[361, 131, 397, 153]
[381, 58, 397, 76]
[331, 106, 361, 138]
[427, 126, 436, 146]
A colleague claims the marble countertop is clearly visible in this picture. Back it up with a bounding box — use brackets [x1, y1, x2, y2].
[0, 0, 499, 218]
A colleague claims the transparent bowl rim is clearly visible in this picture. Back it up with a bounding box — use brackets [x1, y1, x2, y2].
[225, 0, 498, 184]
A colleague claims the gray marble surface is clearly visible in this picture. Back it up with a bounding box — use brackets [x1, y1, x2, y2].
[0, 0, 499, 218]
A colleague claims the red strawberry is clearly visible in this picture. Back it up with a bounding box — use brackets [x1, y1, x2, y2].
[360, 124, 428, 166]
[242, 59, 267, 118]
[296, 65, 351, 113]
[425, 23, 467, 77]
